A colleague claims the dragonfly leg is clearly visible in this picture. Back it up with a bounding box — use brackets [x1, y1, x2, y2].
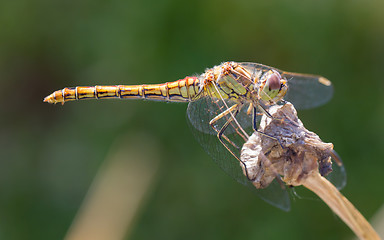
[209, 103, 248, 142]
[209, 105, 255, 181]
[208, 72, 256, 181]
[252, 106, 258, 131]
[209, 104, 242, 149]
[252, 103, 285, 148]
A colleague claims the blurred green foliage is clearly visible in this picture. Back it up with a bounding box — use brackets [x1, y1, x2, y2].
[0, 0, 383, 239]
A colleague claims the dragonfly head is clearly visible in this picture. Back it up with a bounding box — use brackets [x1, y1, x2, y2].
[260, 70, 287, 104]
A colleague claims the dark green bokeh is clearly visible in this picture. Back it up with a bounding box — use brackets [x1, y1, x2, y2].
[1, 0, 383, 239]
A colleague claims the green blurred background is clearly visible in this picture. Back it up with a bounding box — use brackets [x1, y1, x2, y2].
[1, 0, 383, 239]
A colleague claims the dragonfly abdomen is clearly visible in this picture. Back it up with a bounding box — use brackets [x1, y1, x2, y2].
[44, 77, 201, 104]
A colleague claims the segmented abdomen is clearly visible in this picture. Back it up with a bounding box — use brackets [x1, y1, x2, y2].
[44, 77, 201, 104]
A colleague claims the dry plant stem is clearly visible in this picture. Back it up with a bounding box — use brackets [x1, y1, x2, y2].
[65, 133, 160, 240]
[240, 103, 381, 240]
[304, 172, 380, 240]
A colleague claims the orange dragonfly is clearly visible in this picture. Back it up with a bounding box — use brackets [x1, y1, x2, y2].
[45, 62, 345, 211]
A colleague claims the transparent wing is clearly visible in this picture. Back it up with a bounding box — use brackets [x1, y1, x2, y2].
[186, 95, 290, 211]
[326, 151, 347, 190]
[239, 62, 333, 110]
[327, 162, 347, 190]
[282, 72, 333, 109]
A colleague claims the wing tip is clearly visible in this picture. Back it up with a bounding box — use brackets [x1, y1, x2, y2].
[318, 77, 332, 87]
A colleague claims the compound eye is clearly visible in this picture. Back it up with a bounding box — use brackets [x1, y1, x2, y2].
[267, 72, 281, 90]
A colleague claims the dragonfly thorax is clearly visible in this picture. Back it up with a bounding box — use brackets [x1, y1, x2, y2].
[202, 62, 288, 107]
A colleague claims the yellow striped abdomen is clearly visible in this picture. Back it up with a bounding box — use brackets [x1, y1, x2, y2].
[44, 77, 201, 104]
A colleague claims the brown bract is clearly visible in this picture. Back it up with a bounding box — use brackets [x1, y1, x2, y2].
[241, 102, 334, 188]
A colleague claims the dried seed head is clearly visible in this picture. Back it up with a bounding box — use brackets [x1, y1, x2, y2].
[241, 102, 334, 188]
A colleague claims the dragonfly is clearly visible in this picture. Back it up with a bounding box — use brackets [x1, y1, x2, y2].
[44, 61, 345, 211]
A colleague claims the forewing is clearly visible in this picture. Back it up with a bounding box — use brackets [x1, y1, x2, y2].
[239, 62, 333, 109]
[282, 72, 333, 109]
